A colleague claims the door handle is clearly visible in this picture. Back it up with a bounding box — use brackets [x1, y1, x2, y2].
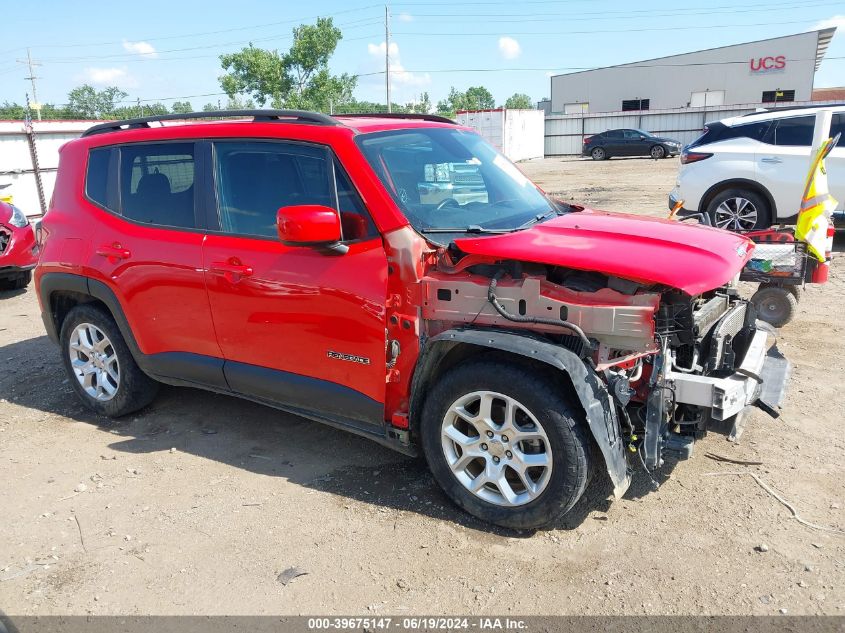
[760, 157, 782, 164]
[96, 243, 131, 261]
[210, 259, 254, 282]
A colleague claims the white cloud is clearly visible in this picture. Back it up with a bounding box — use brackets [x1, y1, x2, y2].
[122, 40, 158, 58]
[498, 36, 521, 60]
[396, 12, 413, 22]
[813, 15, 845, 30]
[81, 67, 137, 88]
[366, 41, 431, 90]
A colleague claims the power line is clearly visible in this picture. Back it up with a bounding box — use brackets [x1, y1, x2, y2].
[34, 19, 384, 64]
[393, 55, 845, 74]
[0, 4, 384, 53]
[407, 2, 842, 23]
[393, 17, 833, 37]
[398, 0, 836, 14]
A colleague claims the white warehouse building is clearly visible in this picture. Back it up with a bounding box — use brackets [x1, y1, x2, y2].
[549, 28, 836, 114]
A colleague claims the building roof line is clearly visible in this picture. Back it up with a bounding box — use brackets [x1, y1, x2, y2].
[549, 27, 837, 80]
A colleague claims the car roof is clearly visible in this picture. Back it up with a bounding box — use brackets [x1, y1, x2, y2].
[719, 103, 845, 127]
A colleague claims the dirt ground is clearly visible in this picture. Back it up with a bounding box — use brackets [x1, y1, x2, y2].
[1, 156, 843, 616]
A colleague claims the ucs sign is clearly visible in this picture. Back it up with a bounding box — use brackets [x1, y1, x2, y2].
[750, 55, 786, 72]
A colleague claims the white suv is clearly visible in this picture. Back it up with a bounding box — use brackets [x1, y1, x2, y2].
[670, 105, 844, 231]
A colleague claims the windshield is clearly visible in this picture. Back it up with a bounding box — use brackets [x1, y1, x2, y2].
[356, 127, 558, 237]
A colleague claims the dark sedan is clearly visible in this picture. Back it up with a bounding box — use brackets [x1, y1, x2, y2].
[582, 129, 682, 160]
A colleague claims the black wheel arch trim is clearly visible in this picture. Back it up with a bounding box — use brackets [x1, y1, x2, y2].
[410, 328, 631, 497]
[701, 179, 778, 222]
[38, 272, 90, 344]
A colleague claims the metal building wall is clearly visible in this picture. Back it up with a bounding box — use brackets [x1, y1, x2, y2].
[550, 30, 826, 114]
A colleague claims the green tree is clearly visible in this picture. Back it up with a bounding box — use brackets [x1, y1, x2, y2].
[0, 101, 26, 119]
[171, 101, 194, 114]
[202, 102, 220, 112]
[464, 86, 495, 110]
[220, 45, 289, 107]
[335, 100, 408, 115]
[406, 92, 431, 114]
[219, 18, 355, 111]
[66, 85, 128, 119]
[436, 86, 495, 117]
[504, 93, 533, 109]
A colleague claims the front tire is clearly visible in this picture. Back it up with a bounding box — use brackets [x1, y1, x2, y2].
[650, 145, 666, 159]
[706, 188, 770, 232]
[420, 360, 591, 529]
[60, 304, 159, 417]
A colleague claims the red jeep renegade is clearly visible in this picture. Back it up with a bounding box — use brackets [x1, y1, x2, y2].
[35, 110, 789, 528]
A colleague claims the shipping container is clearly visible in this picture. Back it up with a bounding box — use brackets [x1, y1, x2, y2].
[456, 109, 545, 162]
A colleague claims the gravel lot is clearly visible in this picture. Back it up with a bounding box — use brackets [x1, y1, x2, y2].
[1, 156, 843, 616]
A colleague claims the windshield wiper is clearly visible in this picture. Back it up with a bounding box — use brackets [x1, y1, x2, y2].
[420, 225, 514, 234]
[516, 208, 562, 230]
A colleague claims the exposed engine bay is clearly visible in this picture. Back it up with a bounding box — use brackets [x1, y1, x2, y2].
[421, 252, 791, 491]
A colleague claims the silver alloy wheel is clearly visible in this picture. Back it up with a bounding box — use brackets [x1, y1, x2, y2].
[714, 196, 758, 231]
[68, 323, 120, 401]
[441, 390, 553, 507]
[592, 147, 605, 160]
[651, 145, 665, 159]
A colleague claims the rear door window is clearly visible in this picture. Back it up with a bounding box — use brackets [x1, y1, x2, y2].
[766, 115, 815, 147]
[119, 143, 197, 228]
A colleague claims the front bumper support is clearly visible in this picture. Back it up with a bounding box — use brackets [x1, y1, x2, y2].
[667, 329, 788, 422]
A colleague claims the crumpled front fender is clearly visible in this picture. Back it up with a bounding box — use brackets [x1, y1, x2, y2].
[413, 328, 631, 497]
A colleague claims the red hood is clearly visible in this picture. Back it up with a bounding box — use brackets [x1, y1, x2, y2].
[453, 209, 754, 296]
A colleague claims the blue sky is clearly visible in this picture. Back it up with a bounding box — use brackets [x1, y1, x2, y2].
[0, 0, 843, 110]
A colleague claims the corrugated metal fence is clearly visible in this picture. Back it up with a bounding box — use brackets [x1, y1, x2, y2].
[544, 100, 842, 156]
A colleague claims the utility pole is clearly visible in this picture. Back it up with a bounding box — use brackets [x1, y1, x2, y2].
[385, 5, 391, 113]
[17, 48, 42, 120]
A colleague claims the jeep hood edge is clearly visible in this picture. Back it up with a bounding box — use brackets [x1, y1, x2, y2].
[453, 209, 754, 296]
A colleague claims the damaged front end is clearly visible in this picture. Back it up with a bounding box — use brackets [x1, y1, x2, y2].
[421, 251, 791, 497]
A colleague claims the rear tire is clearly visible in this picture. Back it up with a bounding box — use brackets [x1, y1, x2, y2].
[0, 270, 31, 290]
[591, 147, 607, 160]
[751, 286, 798, 328]
[706, 188, 770, 232]
[60, 304, 159, 417]
[420, 360, 591, 529]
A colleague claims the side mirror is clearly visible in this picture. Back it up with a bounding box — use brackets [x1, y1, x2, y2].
[276, 205, 346, 252]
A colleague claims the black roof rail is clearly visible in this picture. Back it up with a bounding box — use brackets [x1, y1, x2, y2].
[82, 109, 340, 137]
[335, 112, 457, 125]
[741, 102, 845, 117]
